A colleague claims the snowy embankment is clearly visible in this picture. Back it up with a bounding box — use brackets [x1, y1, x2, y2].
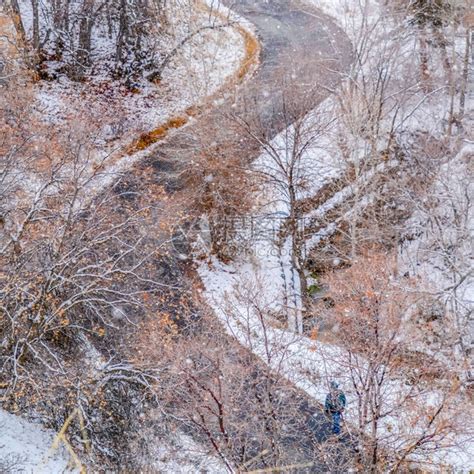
[0, 409, 73, 473]
[198, 0, 473, 471]
[27, 0, 245, 150]
[14, 0, 257, 202]
[0, 2, 252, 471]
[148, 432, 226, 473]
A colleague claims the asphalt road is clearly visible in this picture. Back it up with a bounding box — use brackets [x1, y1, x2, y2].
[139, 0, 353, 192]
[222, 0, 352, 132]
[212, 4, 355, 469]
[119, 1, 355, 470]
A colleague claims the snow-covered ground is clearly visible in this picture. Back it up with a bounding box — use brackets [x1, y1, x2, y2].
[148, 432, 226, 473]
[197, 0, 474, 471]
[400, 143, 473, 338]
[0, 2, 250, 471]
[25, 0, 246, 158]
[0, 409, 74, 473]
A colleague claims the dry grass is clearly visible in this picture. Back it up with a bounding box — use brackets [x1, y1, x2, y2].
[128, 115, 189, 153]
[236, 24, 260, 81]
[123, 4, 260, 157]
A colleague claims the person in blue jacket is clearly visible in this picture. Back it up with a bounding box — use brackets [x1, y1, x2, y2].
[325, 381, 346, 435]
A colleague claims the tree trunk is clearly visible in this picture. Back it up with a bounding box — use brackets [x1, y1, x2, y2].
[459, 27, 472, 121]
[116, 0, 129, 76]
[447, 24, 458, 137]
[7, 0, 27, 45]
[31, 0, 40, 53]
[288, 186, 305, 334]
[75, 0, 95, 80]
[433, 26, 452, 85]
[418, 26, 432, 92]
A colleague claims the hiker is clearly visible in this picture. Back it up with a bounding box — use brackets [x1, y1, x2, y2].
[325, 381, 346, 435]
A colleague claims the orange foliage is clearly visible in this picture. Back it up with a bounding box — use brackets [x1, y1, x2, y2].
[127, 114, 189, 153]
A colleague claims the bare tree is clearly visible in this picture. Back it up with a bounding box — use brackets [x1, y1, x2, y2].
[6, 0, 171, 82]
[0, 86, 173, 467]
[313, 250, 473, 472]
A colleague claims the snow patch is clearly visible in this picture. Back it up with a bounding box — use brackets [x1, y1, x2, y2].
[0, 409, 74, 473]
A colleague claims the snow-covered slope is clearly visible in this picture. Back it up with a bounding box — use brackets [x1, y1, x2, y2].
[197, 0, 474, 471]
[0, 409, 74, 473]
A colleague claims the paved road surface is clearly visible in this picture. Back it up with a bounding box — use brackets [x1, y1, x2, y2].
[141, 0, 353, 188]
[222, 0, 351, 131]
[120, 1, 355, 470]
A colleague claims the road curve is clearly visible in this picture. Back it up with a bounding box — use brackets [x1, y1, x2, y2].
[117, 0, 354, 470]
[222, 0, 352, 131]
[135, 0, 353, 186]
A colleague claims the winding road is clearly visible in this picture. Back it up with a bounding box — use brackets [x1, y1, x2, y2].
[132, 0, 353, 187]
[223, 0, 351, 130]
[117, 0, 354, 471]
